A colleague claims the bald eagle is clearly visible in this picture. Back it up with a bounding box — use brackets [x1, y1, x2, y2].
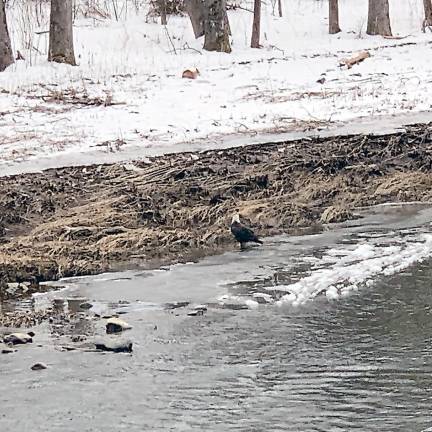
[230, 213, 263, 250]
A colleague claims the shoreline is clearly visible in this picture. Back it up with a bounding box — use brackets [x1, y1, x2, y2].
[3, 111, 432, 179]
[1, 122, 432, 301]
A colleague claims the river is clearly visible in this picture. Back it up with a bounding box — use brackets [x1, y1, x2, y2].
[1, 203, 432, 431]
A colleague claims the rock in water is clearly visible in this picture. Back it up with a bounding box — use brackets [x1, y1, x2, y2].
[106, 317, 132, 334]
[79, 302, 93, 310]
[164, 301, 190, 310]
[187, 310, 204, 316]
[95, 340, 133, 353]
[3, 332, 33, 345]
[0, 344, 16, 354]
[187, 305, 208, 316]
[31, 362, 48, 371]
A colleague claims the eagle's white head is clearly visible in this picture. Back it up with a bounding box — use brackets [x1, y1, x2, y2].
[231, 213, 241, 224]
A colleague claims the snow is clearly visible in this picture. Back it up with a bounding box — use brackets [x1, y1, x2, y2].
[214, 232, 432, 309]
[1, 0, 432, 174]
[275, 233, 432, 306]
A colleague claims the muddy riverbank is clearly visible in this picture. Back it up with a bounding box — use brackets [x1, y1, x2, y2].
[1, 123, 432, 300]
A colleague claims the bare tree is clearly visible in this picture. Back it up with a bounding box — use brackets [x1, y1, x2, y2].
[203, 0, 231, 53]
[278, 0, 282, 17]
[251, 0, 261, 48]
[48, 0, 76, 65]
[0, 0, 13, 72]
[367, 0, 392, 36]
[329, 0, 341, 34]
[424, 0, 432, 27]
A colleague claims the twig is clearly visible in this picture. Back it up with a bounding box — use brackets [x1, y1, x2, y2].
[181, 43, 203, 55]
[164, 26, 177, 55]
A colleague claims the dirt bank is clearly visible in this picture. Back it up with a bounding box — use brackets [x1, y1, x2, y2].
[1, 123, 432, 299]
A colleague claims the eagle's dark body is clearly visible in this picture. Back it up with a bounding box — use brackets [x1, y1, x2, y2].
[230, 215, 263, 249]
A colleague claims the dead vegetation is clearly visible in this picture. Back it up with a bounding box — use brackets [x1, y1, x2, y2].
[1, 123, 432, 297]
[242, 88, 342, 104]
[35, 87, 122, 107]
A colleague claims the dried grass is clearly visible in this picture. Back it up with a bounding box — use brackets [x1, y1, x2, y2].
[1, 124, 432, 289]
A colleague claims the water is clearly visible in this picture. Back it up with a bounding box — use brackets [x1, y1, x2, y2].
[2, 204, 432, 431]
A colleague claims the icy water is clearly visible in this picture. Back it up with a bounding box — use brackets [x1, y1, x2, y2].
[2, 204, 432, 431]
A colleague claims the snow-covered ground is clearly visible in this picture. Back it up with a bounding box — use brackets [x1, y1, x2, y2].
[1, 0, 431, 174]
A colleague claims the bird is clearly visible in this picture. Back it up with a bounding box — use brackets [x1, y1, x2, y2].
[230, 212, 263, 250]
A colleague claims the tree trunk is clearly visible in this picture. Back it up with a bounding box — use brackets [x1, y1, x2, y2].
[0, 0, 13, 72]
[329, 0, 341, 34]
[159, 0, 167, 25]
[251, 0, 261, 48]
[203, 0, 231, 53]
[186, 0, 230, 39]
[278, 0, 282, 18]
[367, 0, 392, 36]
[424, 0, 432, 26]
[48, 0, 76, 65]
[186, 0, 206, 38]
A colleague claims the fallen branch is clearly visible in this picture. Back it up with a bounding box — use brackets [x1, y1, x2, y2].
[339, 50, 370, 69]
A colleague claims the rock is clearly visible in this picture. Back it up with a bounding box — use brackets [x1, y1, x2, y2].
[187, 304, 208, 316]
[106, 317, 132, 334]
[187, 310, 204, 316]
[95, 339, 133, 353]
[1, 344, 16, 354]
[164, 301, 190, 310]
[79, 302, 93, 310]
[3, 332, 34, 345]
[31, 362, 48, 371]
[60, 345, 78, 352]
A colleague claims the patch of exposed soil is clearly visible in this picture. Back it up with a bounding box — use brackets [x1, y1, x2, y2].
[1, 123, 432, 300]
